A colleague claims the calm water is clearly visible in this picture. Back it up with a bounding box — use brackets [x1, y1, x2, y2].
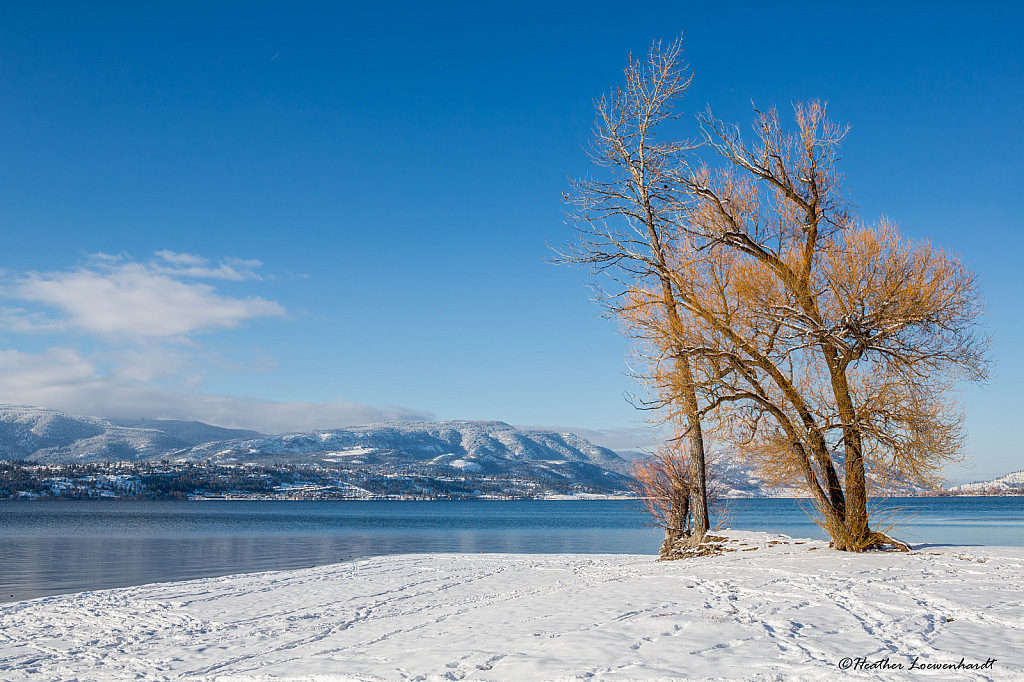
[2, 497, 1021, 602]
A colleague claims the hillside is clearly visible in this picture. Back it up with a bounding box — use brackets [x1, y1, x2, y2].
[709, 453, 930, 498]
[105, 419, 264, 447]
[0, 405, 192, 462]
[0, 406, 632, 493]
[173, 420, 633, 490]
[950, 470, 1024, 494]
[0, 405, 1003, 497]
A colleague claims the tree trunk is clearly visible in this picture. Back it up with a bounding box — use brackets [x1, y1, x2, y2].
[678, 355, 709, 540]
[824, 350, 871, 548]
[659, 493, 690, 558]
[650, 219, 709, 544]
[791, 440, 848, 548]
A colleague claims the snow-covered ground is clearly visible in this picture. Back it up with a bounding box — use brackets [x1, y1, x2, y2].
[1, 532, 1020, 681]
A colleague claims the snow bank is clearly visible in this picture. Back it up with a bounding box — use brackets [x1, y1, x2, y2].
[1, 532, 1020, 681]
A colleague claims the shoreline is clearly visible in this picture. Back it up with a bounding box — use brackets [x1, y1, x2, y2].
[5, 491, 1023, 501]
[2, 532, 1020, 681]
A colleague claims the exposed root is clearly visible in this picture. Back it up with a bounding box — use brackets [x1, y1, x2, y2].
[659, 534, 730, 561]
[828, 531, 911, 552]
[865, 531, 911, 552]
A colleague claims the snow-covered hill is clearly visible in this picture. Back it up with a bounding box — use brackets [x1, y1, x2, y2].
[0, 405, 1006, 497]
[0, 407, 632, 491]
[706, 450, 929, 498]
[105, 418, 263, 447]
[0, 405, 193, 462]
[174, 420, 632, 489]
[950, 470, 1024, 494]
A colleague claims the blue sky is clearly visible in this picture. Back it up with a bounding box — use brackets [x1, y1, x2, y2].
[0, 1, 1020, 481]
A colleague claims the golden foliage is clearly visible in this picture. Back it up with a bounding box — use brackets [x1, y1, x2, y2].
[563, 42, 989, 551]
[620, 103, 988, 550]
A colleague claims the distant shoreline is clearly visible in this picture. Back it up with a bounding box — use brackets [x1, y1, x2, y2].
[5, 492, 1022, 500]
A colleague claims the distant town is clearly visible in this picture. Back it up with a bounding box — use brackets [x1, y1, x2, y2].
[0, 460, 625, 501]
[2, 459, 1019, 500]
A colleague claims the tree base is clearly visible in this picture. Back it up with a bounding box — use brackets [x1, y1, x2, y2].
[659, 532, 726, 561]
[829, 531, 911, 552]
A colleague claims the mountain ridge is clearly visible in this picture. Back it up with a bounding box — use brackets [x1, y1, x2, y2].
[950, 470, 1024, 494]
[1, 405, 1016, 496]
[0, 406, 632, 492]
[105, 418, 264, 447]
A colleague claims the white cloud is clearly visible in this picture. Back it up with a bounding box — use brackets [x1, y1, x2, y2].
[0, 252, 436, 433]
[0, 306, 66, 334]
[10, 261, 284, 340]
[85, 252, 125, 264]
[154, 250, 207, 267]
[152, 250, 265, 280]
[0, 347, 433, 433]
[0, 347, 97, 396]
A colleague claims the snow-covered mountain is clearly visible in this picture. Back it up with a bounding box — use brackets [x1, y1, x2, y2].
[0, 405, 1004, 497]
[706, 450, 929, 498]
[0, 405, 196, 462]
[709, 456, 802, 498]
[0, 406, 632, 491]
[950, 470, 1024, 494]
[173, 420, 633, 488]
[105, 418, 263, 447]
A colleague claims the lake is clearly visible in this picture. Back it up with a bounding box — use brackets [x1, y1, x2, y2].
[2, 496, 1021, 602]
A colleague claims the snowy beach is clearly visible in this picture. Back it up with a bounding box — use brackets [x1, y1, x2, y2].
[1, 531, 1021, 681]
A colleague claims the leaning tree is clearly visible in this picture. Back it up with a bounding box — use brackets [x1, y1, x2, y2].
[659, 101, 991, 550]
[560, 36, 712, 544]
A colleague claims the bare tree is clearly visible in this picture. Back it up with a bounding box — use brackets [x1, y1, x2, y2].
[563, 45, 986, 551]
[628, 430, 692, 558]
[559, 36, 712, 543]
[660, 102, 991, 550]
